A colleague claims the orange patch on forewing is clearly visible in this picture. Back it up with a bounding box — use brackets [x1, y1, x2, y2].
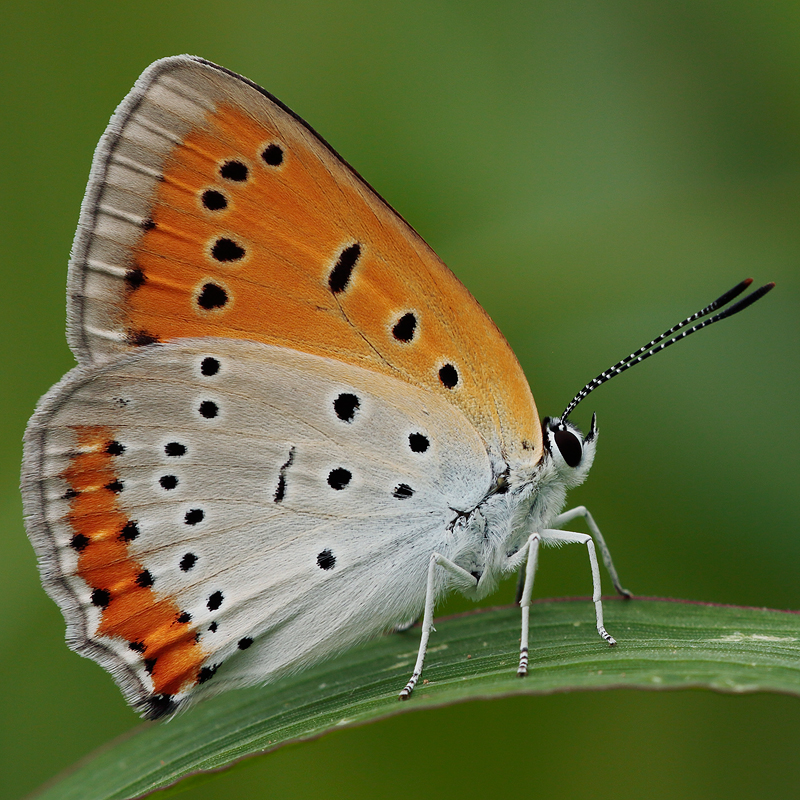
[124, 100, 542, 461]
[64, 425, 206, 697]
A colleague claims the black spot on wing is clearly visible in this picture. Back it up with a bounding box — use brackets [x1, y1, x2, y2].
[333, 393, 359, 422]
[408, 433, 429, 453]
[180, 552, 197, 572]
[140, 694, 176, 720]
[159, 475, 178, 490]
[119, 520, 139, 542]
[125, 268, 146, 289]
[220, 160, 248, 181]
[202, 189, 227, 210]
[128, 330, 160, 347]
[201, 357, 220, 376]
[392, 312, 417, 342]
[261, 144, 284, 165]
[317, 549, 336, 570]
[211, 237, 245, 262]
[274, 447, 295, 503]
[329, 243, 361, 294]
[135, 570, 154, 588]
[197, 283, 228, 310]
[184, 509, 204, 525]
[199, 400, 219, 419]
[198, 664, 219, 684]
[70, 533, 89, 551]
[91, 588, 110, 608]
[393, 483, 414, 499]
[327, 468, 351, 490]
[438, 363, 459, 389]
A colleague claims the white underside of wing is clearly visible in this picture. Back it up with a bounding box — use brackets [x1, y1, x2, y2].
[22, 338, 494, 708]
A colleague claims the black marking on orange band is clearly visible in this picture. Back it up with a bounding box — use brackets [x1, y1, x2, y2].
[198, 664, 219, 683]
[141, 694, 176, 721]
[438, 363, 458, 389]
[329, 243, 361, 294]
[197, 283, 228, 310]
[261, 144, 283, 165]
[220, 160, 248, 181]
[392, 312, 417, 342]
[119, 520, 139, 542]
[91, 588, 110, 608]
[202, 189, 227, 210]
[125, 268, 146, 289]
[211, 237, 245, 262]
[129, 329, 160, 346]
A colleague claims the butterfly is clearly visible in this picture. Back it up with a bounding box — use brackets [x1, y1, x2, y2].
[21, 55, 774, 720]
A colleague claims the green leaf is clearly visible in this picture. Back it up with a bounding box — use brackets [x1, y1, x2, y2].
[35, 598, 800, 800]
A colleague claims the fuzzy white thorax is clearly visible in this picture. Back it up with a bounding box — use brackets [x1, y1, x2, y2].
[442, 417, 598, 601]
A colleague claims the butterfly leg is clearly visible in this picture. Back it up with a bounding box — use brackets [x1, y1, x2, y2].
[515, 507, 630, 601]
[514, 532, 542, 677]
[548, 506, 632, 598]
[541, 529, 617, 647]
[399, 552, 478, 700]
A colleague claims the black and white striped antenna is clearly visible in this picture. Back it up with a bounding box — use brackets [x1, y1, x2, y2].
[559, 278, 775, 424]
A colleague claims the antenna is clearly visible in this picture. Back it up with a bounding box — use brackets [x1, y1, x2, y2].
[560, 278, 775, 423]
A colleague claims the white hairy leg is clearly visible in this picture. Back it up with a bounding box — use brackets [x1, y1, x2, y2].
[399, 552, 478, 700]
[541, 528, 617, 646]
[551, 506, 632, 598]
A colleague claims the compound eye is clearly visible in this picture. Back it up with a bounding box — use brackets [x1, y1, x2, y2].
[553, 427, 582, 468]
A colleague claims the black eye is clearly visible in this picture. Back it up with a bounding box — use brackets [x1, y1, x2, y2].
[553, 427, 582, 468]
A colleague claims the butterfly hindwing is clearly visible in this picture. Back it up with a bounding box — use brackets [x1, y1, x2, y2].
[22, 338, 492, 716]
[67, 55, 541, 463]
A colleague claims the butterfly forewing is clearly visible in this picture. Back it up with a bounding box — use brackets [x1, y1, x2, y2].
[22, 338, 492, 716]
[67, 56, 541, 462]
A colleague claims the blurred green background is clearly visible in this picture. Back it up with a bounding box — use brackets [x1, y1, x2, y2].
[2, 2, 798, 798]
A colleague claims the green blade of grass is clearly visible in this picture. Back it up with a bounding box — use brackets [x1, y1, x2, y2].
[33, 598, 800, 800]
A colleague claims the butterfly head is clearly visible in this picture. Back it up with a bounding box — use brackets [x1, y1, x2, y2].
[542, 413, 597, 488]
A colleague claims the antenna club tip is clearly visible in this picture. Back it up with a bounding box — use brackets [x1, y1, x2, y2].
[742, 278, 754, 287]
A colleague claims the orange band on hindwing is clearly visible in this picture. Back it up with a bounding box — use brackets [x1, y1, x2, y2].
[63, 425, 205, 697]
